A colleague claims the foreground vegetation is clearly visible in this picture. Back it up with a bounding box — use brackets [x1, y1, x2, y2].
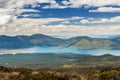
[0, 66, 120, 80]
[0, 53, 120, 80]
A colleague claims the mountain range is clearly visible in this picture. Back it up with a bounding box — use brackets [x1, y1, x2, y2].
[0, 34, 120, 50]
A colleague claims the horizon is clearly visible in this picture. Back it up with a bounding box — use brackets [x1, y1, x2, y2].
[0, 33, 120, 39]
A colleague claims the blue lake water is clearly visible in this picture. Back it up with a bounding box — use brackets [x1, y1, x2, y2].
[25, 47, 120, 56]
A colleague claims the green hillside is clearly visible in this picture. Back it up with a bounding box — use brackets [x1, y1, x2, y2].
[70, 39, 112, 49]
[0, 34, 120, 50]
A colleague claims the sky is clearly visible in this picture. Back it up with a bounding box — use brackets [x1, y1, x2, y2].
[0, 0, 120, 38]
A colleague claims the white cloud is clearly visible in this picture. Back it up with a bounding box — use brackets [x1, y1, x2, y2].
[5, 0, 55, 8]
[69, 0, 120, 7]
[89, 7, 120, 12]
[43, 4, 68, 9]
[70, 16, 84, 20]
[0, 8, 40, 15]
[61, 21, 70, 24]
[0, 15, 16, 25]
[61, 0, 71, 6]
[1, 0, 120, 10]
[5, 16, 89, 26]
[0, 0, 42, 25]
[0, 8, 40, 25]
[0, 24, 120, 38]
[0, 16, 120, 37]
[12, 18, 67, 26]
[80, 16, 120, 24]
[43, 0, 120, 9]
[80, 19, 89, 24]
[0, 17, 84, 26]
[3, 0, 56, 9]
[15, 9, 40, 15]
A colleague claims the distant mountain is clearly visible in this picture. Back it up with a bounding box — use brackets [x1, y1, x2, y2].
[66, 36, 120, 49]
[108, 35, 120, 39]
[0, 34, 120, 49]
[0, 34, 66, 49]
[110, 37, 120, 49]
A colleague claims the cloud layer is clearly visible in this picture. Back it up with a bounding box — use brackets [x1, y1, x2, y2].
[0, 0, 120, 37]
[90, 7, 120, 12]
[0, 16, 120, 37]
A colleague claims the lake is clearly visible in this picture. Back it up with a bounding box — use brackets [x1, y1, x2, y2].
[23, 47, 120, 55]
[0, 47, 120, 55]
